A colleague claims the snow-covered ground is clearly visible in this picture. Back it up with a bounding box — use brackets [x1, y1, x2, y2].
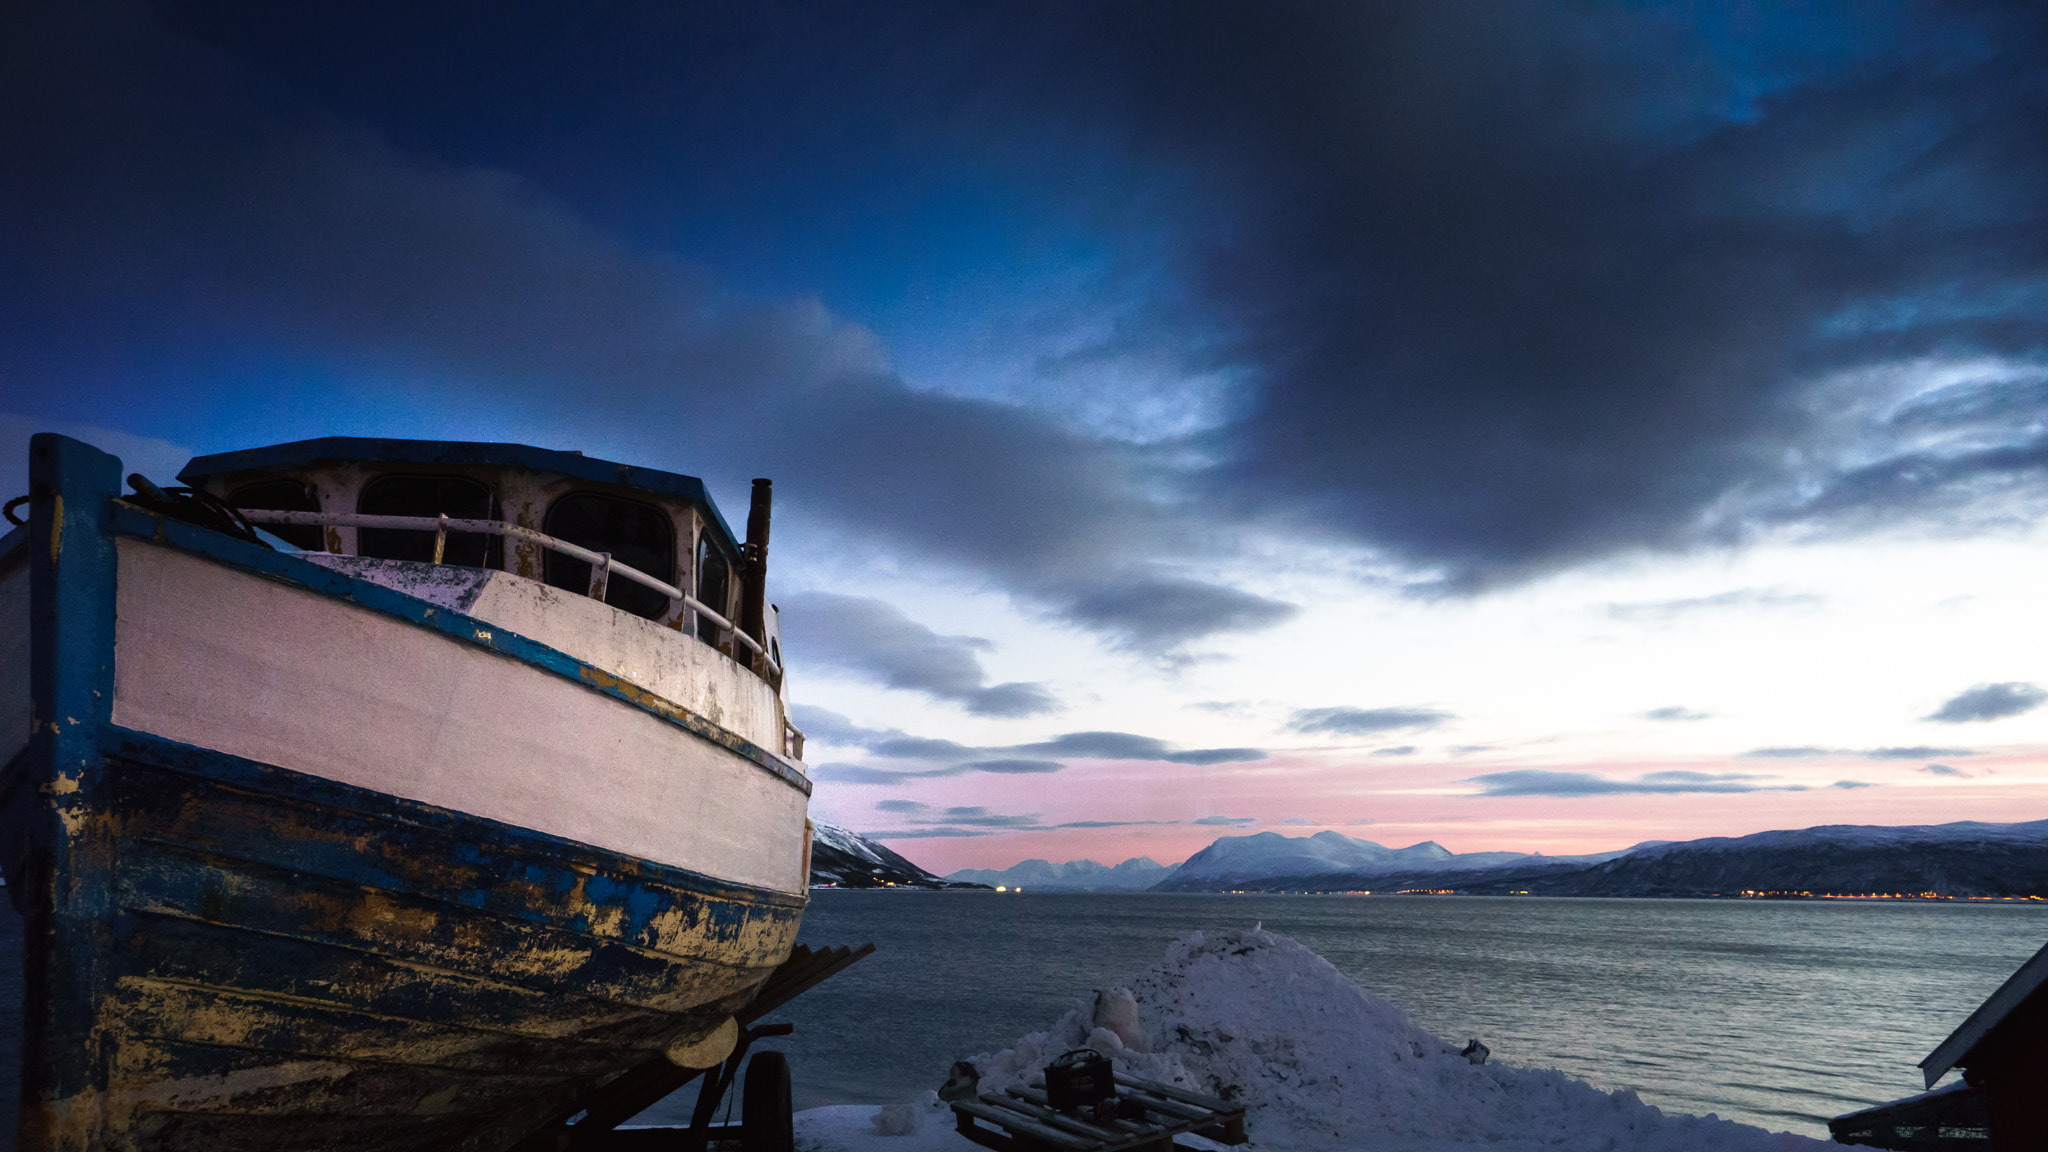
[791, 926, 1830, 1152]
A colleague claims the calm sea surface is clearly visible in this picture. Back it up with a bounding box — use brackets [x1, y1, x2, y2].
[3, 892, 2041, 1142]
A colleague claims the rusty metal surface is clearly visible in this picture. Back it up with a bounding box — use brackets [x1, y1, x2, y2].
[12, 734, 804, 1151]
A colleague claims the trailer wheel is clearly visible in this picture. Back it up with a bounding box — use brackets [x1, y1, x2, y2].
[742, 1050, 794, 1152]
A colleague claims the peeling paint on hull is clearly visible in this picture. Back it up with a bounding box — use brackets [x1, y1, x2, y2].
[3, 436, 810, 1152]
[61, 736, 800, 1151]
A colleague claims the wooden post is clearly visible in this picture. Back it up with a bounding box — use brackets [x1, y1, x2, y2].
[738, 479, 772, 671]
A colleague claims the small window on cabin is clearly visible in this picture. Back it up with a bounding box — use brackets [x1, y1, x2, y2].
[543, 493, 676, 621]
[357, 475, 501, 568]
[229, 480, 324, 552]
[696, 538, 731, 643]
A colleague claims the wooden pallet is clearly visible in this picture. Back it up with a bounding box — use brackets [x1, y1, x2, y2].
[952, 1072, 1247, 1152]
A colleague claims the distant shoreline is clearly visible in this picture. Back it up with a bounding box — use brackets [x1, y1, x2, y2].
[807, 885, 2048, 901]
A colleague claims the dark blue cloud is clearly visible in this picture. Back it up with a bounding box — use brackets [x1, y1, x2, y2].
[1008, 731, 1265, 765]
[868, 805, 1180, 836]
[810, 762, 922, 786]
[1065, 577, 1298, 651]
[1290, 707, 1452, 736]
[1925, 682, 2048, 723]
[790, 706, 1264, 777]
[960, 759, 1064, 775]
[1866, 746, 1977, 760]
[780, 591, 1058, 717]
[4, 0, 2042, 607]
[1192, 815, 1258, 827]
[1466, 769, 1803, 798]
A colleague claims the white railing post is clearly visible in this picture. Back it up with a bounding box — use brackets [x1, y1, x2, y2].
[231, 508, 785, 677]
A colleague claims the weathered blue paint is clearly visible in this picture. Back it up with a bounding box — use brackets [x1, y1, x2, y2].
[18, 433, 125, 1148]
[6, 435, 814, 1150]
[102, 726, 804, 923]
[105, 499, 809, 796]
[177, 436, 744, 553]
[85, 728, 803, 1147]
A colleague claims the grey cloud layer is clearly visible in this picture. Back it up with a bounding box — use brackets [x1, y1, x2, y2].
[1925, 682, 2047, 724]
[7, 2, 2045, 610]
[863, 800, 1188, 838]
[1466, 770, 1808, 798]
[777, 591, 1057, 717]
[0, 5, 1289, 653]
[792, 705, 1266, 783]
[1290, 706, 1452, 736]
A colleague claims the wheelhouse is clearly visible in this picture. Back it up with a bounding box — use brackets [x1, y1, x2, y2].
[179, 437, 789, 702]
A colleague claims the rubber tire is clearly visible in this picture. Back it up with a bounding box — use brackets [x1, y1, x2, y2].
[742, 1050, 794, 1152]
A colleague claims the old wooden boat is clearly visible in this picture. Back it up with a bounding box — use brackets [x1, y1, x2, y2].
[1, 433, 819, 1151]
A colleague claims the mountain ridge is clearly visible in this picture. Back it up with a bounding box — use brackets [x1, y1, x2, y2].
[1150, 819, 2048, 897]
[946, 856, 1170, 891]
[809, 822, 985, 888]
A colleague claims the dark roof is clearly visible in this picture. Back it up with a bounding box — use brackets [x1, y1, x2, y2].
[180, 437, 740, 550]
[1921, 937, 2048, 1088]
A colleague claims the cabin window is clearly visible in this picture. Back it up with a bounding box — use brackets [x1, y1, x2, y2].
[543, 493, 676, 620]
[229, 480, 323, 551]
[357, 475, 501, 568]
[696, 537, 731, 643]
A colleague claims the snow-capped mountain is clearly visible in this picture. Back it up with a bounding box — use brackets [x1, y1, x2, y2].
[946, 857, 1171, 891]
[808, 822, 957, 888]
[1152, 829, 1624, 891]
[1150, 820, 2048, 897]
[1522, 818, 2048, 898]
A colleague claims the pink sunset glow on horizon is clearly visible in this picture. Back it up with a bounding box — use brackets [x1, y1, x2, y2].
[852, 747, 2048, 876]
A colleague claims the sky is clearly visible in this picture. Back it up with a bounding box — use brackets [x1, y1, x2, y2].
[3, 1, 2045, 875]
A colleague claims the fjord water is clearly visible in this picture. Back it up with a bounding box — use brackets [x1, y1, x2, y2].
[705, 892, 2040, 1139]
[2, 895, 2038, 1141]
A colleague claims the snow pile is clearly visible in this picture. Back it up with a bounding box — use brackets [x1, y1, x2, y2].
[958, 925, 1826, 1152]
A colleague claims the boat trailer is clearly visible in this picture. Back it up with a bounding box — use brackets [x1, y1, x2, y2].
[512, 942, 874, 1152]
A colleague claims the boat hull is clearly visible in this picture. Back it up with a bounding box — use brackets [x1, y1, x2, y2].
[3, 435, 812, 1151]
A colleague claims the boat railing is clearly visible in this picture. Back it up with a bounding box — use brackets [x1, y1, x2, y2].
[237, 509, 780, 674]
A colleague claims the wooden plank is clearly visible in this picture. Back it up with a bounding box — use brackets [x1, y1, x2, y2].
[1005, 1088, 1148, 1133]
[955, 1109, 1027, 1152]
[1112, 1073, 1237, 1115]
[961, 1070, 1251, 1152]
[952, 1100, 1100, 1150]
[982, 1092, 1129, 1141]
[1109, 1088, 1209, 1123]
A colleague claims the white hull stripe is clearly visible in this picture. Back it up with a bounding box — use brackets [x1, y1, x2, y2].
[110, 501, 808, 796]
